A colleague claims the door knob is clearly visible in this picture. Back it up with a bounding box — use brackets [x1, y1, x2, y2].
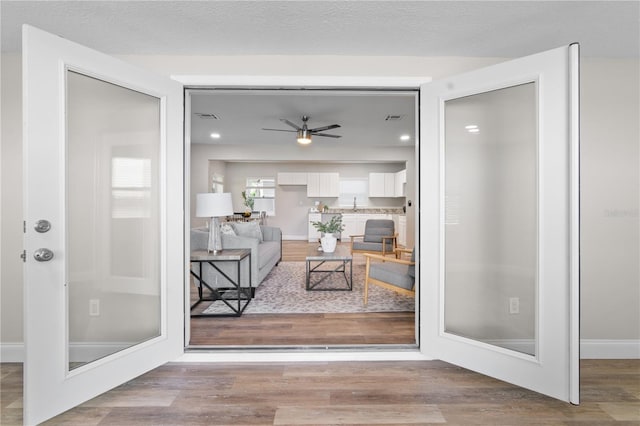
[34, 219, 52, 233]
[33, 248, 54, 262]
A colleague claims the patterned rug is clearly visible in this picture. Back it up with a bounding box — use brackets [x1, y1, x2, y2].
[202, 261, 415, 314]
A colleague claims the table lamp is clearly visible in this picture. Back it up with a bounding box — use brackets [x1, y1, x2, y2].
[195, 192, 234, 253]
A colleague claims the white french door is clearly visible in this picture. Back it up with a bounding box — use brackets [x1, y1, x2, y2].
[420, 45, 580, 403]
[22, 22, 579, 423]
[22, 25, 184, 425]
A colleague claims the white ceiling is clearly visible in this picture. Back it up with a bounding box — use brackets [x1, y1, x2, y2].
[3, 1, 637, 150]
[189, 90, 417, 147]
[2, 1, 638, 58]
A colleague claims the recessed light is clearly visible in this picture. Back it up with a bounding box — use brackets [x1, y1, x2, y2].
[400, 134, 411, 141]
[465, 125, 478, 130]
[210, 133, 221, 139]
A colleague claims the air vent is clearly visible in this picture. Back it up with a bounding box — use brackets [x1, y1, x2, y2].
[385, 114, 404, 121]
[195, 113, 220, 120]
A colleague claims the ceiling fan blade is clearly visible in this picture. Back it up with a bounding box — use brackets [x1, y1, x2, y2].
[279, 118, 302, 130]
[312, 133, 341, 138]
[309, 124, 341, 132]
[262, 128, 297, 133]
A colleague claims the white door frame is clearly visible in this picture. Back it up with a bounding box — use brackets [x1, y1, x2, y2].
[175, 75, 432, 363]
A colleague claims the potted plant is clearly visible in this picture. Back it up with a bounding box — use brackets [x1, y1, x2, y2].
[311, 215, 345, 253]
[241, 190, 254, 217]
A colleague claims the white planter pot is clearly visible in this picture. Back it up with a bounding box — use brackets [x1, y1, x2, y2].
[320, 234, 337, 253]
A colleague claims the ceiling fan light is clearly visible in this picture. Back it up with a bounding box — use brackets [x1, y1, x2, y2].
[297, 129, 312, 145]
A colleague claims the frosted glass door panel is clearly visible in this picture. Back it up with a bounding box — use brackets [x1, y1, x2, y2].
[444, 83, 537, 356]
[67, 71, 161, 369]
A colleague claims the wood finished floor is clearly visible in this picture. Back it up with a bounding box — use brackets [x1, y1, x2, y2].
[190, 241, 416, 347]
[2, 360, 638, 425]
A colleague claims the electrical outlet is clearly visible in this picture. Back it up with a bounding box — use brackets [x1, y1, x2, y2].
[89, 299, 100, 316]
[509, 297, 520, 314]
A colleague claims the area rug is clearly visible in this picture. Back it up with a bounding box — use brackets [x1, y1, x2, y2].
[202, 261, 415, 314]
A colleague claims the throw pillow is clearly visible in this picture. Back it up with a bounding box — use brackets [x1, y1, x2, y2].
[220, 223, 236, 236]
[232, 221, 263, 242]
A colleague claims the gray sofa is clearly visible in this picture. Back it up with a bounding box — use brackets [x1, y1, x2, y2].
[191, 224, 282, 294]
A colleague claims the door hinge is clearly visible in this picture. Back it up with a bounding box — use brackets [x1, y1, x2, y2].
[23, 221, 26, 233]
[20, 250, 27, 263]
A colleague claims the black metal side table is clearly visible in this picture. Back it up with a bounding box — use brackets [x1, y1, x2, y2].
[190, 249, 252, 317]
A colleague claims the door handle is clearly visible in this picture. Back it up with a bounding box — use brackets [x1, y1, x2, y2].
[34, 219, 52, 233]
[33, 248, 54, 262]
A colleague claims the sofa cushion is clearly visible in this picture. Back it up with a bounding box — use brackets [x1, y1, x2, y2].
[257, 241, 280, 269]
[352, 241, 394, 252]
[220, 223, 236, 236]
[232, 221, 263, 242]
[408, 248, 416, 278]
[370, 262, 415, 290]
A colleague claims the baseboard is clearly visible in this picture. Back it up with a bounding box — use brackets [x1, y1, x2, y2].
[580, 339, 640, 359]
[0, 343, 24, 362]
[3, 339, 639, 363]
[282, 234, 308, 241]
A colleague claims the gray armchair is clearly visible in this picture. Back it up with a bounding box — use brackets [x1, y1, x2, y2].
[350, 219, 398, 257]
[363, 248, 416, 305]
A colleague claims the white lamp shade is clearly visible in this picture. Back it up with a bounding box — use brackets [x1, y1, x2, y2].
[195, 192, 234, 218]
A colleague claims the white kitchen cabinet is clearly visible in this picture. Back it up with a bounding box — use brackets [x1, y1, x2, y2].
[341, 214, 359, 240]
[395, 169, 407, 197]
[277, 172, 307, 185]
[384, 174, 395, 197]
[343, 213, 392, 241]
[308, 213, 322, 242]
[369, 172, 402, 197]
[368, 173, 386, 197]
[307, 172, 339, 197]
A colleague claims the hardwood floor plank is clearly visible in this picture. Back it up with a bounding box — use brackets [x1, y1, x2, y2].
[273, 404, 445, 425]
[2, 360, 639, 425]
[598, 402, 640, 422]
[190, 241, 416, 346]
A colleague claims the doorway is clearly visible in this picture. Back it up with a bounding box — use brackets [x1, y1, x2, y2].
[184, 88, 420, 348]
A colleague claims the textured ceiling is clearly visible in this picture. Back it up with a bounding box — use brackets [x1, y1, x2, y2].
[2, 1, 639, 58]
[4, 1, 637, 151]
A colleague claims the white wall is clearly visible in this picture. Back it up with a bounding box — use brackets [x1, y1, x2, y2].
[2, 54, 639, 358]
[580, 59, 640, 342]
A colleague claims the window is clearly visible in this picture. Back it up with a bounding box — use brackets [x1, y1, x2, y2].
[111, 157, 152, 218]
[211, 172, 224, 193]
[339, 178, 369, 208]
[246, 177, 276, 216]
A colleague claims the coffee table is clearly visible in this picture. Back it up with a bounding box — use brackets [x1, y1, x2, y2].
[305, 244, 353, 291]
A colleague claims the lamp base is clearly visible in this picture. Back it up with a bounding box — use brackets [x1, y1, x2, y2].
[207, 217, 223, 253]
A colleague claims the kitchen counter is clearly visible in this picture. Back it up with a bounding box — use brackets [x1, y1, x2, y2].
[323, 208, 404, 215]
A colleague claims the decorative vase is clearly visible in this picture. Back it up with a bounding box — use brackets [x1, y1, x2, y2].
[320, 233, 337, 253]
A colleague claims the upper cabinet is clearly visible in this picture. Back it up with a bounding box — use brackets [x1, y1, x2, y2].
[307, 172, 340, 197]
[395, 169, 407, 197]
[369, 170, 406, 197]
[277, 172, 308, 185]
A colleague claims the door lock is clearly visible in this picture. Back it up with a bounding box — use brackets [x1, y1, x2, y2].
[34, 220, 52, 233]
[33, 248, 54, 262]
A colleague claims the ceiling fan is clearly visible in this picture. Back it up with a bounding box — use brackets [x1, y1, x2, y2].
[262, 116, 341, 145]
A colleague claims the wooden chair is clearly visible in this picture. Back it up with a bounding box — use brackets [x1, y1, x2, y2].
[350, 219, 398, 258]
[363, 248, 416, 305]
